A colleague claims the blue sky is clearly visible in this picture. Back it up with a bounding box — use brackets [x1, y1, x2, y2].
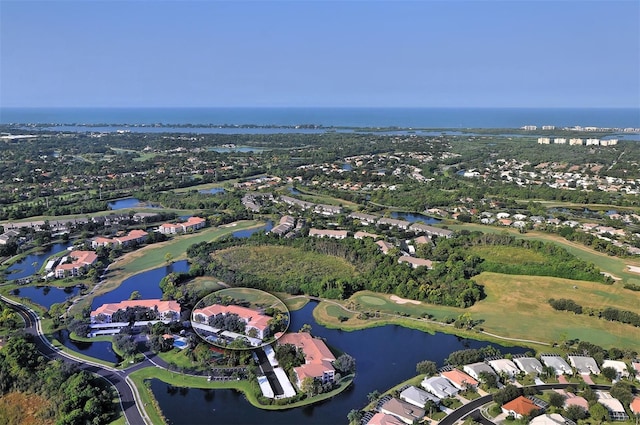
[1, 1, 638, 108]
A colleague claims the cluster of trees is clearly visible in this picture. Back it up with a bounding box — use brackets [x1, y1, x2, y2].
[187, 233, 485, 307]
[445, 346, 504, 366]
[207, 312, 246, 333]
[0, 335, 117, 424]
[548, 298, 640, 327]
[111, 306, 158, 323]
[274, 343, 306, 374]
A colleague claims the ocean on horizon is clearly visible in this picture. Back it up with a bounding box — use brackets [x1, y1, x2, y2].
[1, 107, 639, 129]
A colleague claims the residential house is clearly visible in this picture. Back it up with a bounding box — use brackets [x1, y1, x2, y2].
[488, 358, 521, 378]
[633, 360, 640, 381]
[414, 235, 432, 245]
[529, 413, 571, 425]
[158, 216, 206, 234]
[349, 212, 378, 225]
[377, 218, 410, 230]
[91, 229, 148, 249]
[514, 357, 544, 375]
[596, 391, 629, 421]
[601, 360, 629, 379]
[540, 355, 573, 375]
[554, 390, 588, 410]
[408, 223, 453, 238]
[379, 398, 425, 425]
[463, 362, 498, 381]
[315, 204, 342, 216]
[308, 229, 348, 239]
[354, 231, 379, 240]
[269, 215, 295, 236]
[366, 412, 405, 425]
[399, 386, 440, 408]
[376, 240, 395, 254]
[91, 299, 180, 324]
[54, 250, 98, 278]
[568, 355, 600, 375]
[440, 368, 478, 391]
[276, 332, 336, 389]
[398, 256, 433, 269]
[192, 304, 271, 339]
[0, 229, 19, 245]
[502, 396, 540, 419]
[630, 397, 640, 415]
[421, 376, 459, 399]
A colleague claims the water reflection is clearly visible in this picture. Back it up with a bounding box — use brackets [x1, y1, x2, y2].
[6, 243, 71, 280]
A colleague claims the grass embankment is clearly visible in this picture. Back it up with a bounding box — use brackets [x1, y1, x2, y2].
[69, 221, 264, 316]
[213, 244, 358, 284]
[212, 287, 288, 310]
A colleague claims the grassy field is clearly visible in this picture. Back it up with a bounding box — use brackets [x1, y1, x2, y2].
[468, 245, 547, 265]
[213, 244, 358, 284]
[0, 392, 54, 425]
[69, 221, 263, 316]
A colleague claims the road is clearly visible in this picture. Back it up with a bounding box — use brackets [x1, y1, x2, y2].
[1, 294, 151, 425]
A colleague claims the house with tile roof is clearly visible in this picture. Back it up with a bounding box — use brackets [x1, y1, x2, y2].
[540, 355, 573, 375]
[502, 396, 540, 419]
[488, 358, 521, 378]
[276, 332, 336, 389]
[463, 362, 497, 381]
[554, 390, 589, 411]
[192, 304, 272, 339]
[308, 228, 348, 239]
[514, 357, 544, 375]
[379, 397, 425, 425]
[366, 412, 404, 425]
[91, 299, 180, 324]
[54, 250, 98, 278]
[601, 360, 629, 379]
[630, 397, 640, 415]
[568, 355, 600, 375]
[398, 256, 433, 269]
[441, 368, 479, 390]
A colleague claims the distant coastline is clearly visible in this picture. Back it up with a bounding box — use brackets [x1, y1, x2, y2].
[1, 107, 639, 129]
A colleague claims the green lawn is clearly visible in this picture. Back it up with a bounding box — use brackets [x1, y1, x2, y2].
[212, 287, 288, 310]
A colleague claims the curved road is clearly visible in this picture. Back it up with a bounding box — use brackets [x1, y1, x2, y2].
[1, 294, 151, 425]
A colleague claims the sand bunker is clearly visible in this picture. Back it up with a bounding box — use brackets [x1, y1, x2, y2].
[601, 272, 621, 280]
[390, 295, 421, 305]
[627, 265, 640, 274]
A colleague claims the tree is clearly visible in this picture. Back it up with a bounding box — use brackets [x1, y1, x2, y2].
[300, 376, 320, 397]
[333, 354, 356, 375]
[478, 371, 498, 389]
[548, 391, 566, 409]
[367, 390, 381, 403]
[589, 402, 610, 423]
[299, 323, 312, 333]
[129, 290, 141, 300]
[164, 252, 174, 265]
[416, 360, 438, 376]
[600, 366, 618, 381]
[347, 409, 363, 425]
[563, 405, 587, 422]
[610, 381, 633, 407]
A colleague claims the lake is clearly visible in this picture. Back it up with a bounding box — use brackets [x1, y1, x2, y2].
[6, 242, 72, 280]
[390, 211, 441, 224]
[90, 260, 190, 310]
[15, 285, 80, 309]
[56, 329, 122, 364]
[152, 301, 528, 425]
[108, 198, 161, 210]
[232, 221, 274, 238]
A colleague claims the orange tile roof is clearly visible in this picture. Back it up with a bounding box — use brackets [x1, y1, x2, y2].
[631, 397, 640, 414]
[193, 304, 271, 332]
[278, 332, 336, 381]
[441, 368, 479, 387]
[503, 396, 538, 416]
[92, 299, 180, 317]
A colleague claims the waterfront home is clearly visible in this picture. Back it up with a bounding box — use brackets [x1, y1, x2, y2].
[192, 304, 271, 339]
[514, 357, 544, 375]
[377, 217, 410, 230]
[276, 332, 336, 389]
[540, 355, 573, 375]
[502, 396, 539, 419]
[398, 256, 433, 269]
[463, 362, 497, 381]
[54, 250, 98, 278]
[440, 368, 478, 391]
[366, 412, 404, 425]
[421, 376, 459, 399]
[91, 229, 148, 248]
[601, 360, 630, 379]
[158, 216, 206, 234]
[399, 386, 440, 408]
[269, 215, 295, 236]
[91, 299, 180, 324]
[408, 223, 453, 238]
[379, 398, 425, 425]
[568, 355, 600, 375]
[349, 212, 378, 225]
[488, 358, 521, 378]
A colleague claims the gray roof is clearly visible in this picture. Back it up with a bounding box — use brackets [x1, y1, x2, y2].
[421, 376, 459, 399]
[400, 386, 440, 408]
[540, 356, 573, 375]
[568, 356, 600, 375]
[514, 357, 544, 374]
[463, 362, 497, 380]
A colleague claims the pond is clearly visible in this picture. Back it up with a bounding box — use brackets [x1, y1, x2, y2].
[108, 198, 161, 210]
[15, 285, 80, 309]
[152, 301, 528, 425]
[232, 221, 274, 238]
[198, 188, 225, 195]
[90, 260, 190, 310]
[390, 211, 441, 224]
[56, 329, 122, 364]
[6, 242, 72, 280]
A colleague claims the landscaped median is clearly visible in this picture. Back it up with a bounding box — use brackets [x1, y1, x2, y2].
[129, 366, 355, 423]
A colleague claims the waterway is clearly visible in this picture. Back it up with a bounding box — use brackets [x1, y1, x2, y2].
[232, 221, 274, 238]
[108, 198, 161, 210]
[5, 242, 72, 280]
[152, 301, 528, 425]
[198, 188, 225, 195]
[390, 211, 441, 224]
[56, 329, 122, 364]
[90, 260, 190, 310]
[14, 285, 80, 309]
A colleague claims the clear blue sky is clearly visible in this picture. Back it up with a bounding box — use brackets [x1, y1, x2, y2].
[1, 0, 639, 108]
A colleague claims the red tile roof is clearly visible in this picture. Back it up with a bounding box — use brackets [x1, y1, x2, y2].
[441, 368, 479, 387]
[503, 396, 539, 416]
